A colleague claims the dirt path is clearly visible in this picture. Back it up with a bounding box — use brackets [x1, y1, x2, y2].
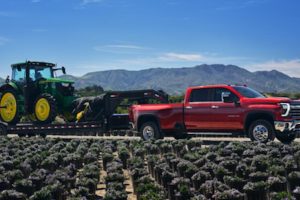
[95, 151, 137, 200]
[96, 159, 107, 198]
[124, 169, 137, 200]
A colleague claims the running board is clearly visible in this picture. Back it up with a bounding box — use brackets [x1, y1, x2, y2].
[187, 132, 233, 136]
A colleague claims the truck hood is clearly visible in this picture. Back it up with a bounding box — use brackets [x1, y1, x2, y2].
[39, 78, 74, 84]
[242, 97, 299, 104]
[131, 103, 183, 111]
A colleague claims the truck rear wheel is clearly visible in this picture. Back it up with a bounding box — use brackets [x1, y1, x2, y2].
[34, 94, 57, 124]
[275, 132, 296, 144]
[248, 119, 275, 143]
[140, 122, 163, 141]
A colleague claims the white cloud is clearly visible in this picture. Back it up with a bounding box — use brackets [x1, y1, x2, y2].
[160, 52, 205, 61]
[249, 59, 300, 77]
[94, 44, 147, 54]
[104, 44, 145, 50]
[32, 29, 48, 32]
[216, 0, 268, 10]
[0, 11, 16, 17]
[81, 0, 103, 5]
[0, 37, 9, 46]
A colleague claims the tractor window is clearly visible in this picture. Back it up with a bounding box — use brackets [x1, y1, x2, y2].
[36, 67, 52, 79]
[29, 69, 36, 81]
[12, 67, 26, 82]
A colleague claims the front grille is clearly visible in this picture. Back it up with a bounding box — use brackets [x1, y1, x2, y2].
[290, 104, 300, 119]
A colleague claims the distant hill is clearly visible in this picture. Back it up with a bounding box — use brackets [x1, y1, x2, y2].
[1, 64, 300, 94]
[60, 64, 300, 94]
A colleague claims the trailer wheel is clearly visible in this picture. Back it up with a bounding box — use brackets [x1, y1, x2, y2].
[18, 133, 26, 137]
[248, 119, 275, 143]
[140, 121, 163, 141]
[0, 123, 7, 136]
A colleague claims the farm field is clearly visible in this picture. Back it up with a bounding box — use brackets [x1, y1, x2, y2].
[0, 137, 300, 200]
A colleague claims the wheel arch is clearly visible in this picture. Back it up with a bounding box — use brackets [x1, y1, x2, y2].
[244, 111, 275, 132]
[137, 114, 161, 132]
[0, 83, 19, 94]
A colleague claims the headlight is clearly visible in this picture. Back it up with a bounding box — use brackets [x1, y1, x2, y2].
[280, 103, 290, 117]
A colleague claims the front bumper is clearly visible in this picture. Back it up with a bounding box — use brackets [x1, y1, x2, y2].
[274, 120, 300, 133]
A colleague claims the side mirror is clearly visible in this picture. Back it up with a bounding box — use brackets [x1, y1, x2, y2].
[222, 92, 232, 103]
[222, 92, 240, 105]
[62, 67, 66, 74]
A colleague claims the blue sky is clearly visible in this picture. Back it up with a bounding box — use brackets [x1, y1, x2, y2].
[0, 0, 300, 77]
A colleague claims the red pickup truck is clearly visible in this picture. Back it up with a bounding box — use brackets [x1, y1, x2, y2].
[129, 85, 300, 143]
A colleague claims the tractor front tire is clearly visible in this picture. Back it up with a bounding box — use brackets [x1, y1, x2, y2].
[0, 90, 20, 125]
[34, 94, 57, 124]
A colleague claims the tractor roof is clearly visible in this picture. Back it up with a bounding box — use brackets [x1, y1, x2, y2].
[11, 61, 56, 68]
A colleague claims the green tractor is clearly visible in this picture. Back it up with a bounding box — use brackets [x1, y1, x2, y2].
[0, 61, 76, 125]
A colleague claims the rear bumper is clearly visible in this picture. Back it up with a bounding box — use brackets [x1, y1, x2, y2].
[274, 120, 300, 134]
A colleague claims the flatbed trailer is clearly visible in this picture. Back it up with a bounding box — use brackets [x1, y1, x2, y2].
[0, 89, 169, 137]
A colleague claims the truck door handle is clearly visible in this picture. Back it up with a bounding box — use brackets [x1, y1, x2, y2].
[185, 106, 192, 109]
[211, 105, 219, 109]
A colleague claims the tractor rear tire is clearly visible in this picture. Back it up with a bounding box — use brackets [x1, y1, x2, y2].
[34, 94, 57, 124]
[0, 90, 20, 125]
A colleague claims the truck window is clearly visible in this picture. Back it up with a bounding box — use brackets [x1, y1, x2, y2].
[233, 86, 265, 98]
[214, 88, 238, 102]
[189, 88, 213, 102]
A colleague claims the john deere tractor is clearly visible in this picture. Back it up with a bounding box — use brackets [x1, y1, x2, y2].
[0, 61, 76, 124]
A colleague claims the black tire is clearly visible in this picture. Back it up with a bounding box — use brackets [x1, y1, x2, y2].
[140, 121, 163, 141]
[275, 132, 296, 144]
[18, 133, 26, 137]
[0, 123, 7, 136]
[0, 90, 21, 125]
[34, 94, 57, 124]
[248, 119, 275, 143]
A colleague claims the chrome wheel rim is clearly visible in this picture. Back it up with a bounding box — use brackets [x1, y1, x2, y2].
[253, 125, 269, 142]
[142, 126, 155, 140]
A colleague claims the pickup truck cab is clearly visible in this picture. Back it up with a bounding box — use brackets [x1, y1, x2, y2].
[129, 85, 300, 143]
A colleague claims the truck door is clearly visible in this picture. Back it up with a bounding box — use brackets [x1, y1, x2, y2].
[184, 88, 215, 130]
[209, 88, 244, 130]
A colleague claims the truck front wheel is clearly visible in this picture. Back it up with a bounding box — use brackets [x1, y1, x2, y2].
[140, 122, 163, 141]
[248, 119, 275, 143]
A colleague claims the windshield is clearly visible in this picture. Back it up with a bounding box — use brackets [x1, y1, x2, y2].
[12, 65, 53, 82]
[32, 66, 53, 80]
[233, 86, 265, 98]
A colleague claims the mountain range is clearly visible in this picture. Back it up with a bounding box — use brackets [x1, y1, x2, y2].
[61, 64, 300, 94]
[1, 64, 300, 94]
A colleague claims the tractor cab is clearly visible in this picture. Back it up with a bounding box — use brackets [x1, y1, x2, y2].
[0, 61, 76, 125]
[12, 62, 55, 83]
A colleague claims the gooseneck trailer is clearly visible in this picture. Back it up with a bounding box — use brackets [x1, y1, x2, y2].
[0, 89, 169, 137]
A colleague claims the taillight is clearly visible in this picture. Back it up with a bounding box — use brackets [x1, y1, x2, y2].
[128, 106, 134, 122]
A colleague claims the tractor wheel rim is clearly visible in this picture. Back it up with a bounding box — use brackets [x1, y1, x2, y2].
[35, 98, 50, 121]
[0, 93, 17, 122]
[143, 126, 154, 140]
[253, 125, 269, 142]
